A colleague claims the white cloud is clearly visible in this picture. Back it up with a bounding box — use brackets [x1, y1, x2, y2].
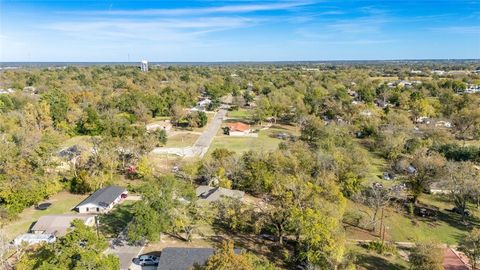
[65, 1, 316, 16]
[432, 25, 480, 34]
[44, 17, 257, 42]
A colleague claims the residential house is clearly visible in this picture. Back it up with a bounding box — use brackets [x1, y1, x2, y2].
[0, 88, 13, 94]
[196, 185, 245, 203]
[464, 84, 480, 94]
[435, 120, 452, 128]
[14, 234, 56, 246]
[31, 214, 96, 237]
[74, 186, 127, 214]
[157, 248, 241, 270]
[226, 122, 251, 136]
[146, 120, 172, 133]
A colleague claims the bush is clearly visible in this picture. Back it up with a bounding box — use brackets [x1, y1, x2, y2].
[365, 241, 397, 255]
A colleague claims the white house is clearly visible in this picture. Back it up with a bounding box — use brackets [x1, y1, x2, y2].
[14, 234, 56, 246]
[74, 186, 127, 214]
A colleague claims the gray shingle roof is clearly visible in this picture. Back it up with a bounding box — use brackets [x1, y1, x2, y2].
[75, 186, 126, 209]
[157, 247, 241, 270]
[31, 214, 93, 236]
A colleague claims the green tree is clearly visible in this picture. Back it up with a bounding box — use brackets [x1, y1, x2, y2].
[76, 105, 103, 135]
[196, 241, 278, 270]
[406, 149, 445, 204]
[459, 228, 480, 269]
[408, 242, 443, 270]
[16, 220, 119, 270]
[441, 161, 478, 221]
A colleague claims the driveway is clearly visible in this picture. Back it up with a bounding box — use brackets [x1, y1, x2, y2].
[106, 244, 144, 270]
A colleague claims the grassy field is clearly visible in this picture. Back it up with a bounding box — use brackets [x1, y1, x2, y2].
[165, 132, 200, 147]
[60, 135, 94, 149]
[345, 194, 479, 245]
[208, 129, 284, 156]
[4, 191, 87, 240]
[227, 108, 252, 120]
[99, 201, 135, 237]
[348, 243, 408, 270]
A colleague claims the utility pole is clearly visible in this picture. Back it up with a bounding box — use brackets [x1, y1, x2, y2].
[95, 215, 100, 238]
[380, 207, 385, 245]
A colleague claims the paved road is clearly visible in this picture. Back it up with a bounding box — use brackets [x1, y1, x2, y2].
[151, 107, 227, 158]
[192, 108, 227, 157]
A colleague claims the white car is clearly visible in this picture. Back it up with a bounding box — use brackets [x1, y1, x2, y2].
[133, 255, 159, 266]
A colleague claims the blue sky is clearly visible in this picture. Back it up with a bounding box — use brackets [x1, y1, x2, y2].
[0, 0, 479, 61]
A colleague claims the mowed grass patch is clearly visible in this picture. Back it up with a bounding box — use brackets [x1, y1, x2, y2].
[165, 132, 200, 147]
[227, 108, 251, 120]
[99, 201, 135, 237]
[60, 135, 94, 150]
[348, 243, 408, 270]
[346, 197, 477, 245]
[4, 191, 87, 240]
[208, 129, 284, 156]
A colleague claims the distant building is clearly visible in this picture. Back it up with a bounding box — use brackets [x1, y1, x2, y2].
[74, 186, 127, 213]
[464, 84, 480, 94]
[0, 88, 14, 95]
[140, 60, 148, 72]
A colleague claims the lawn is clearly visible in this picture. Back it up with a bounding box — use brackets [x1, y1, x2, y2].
[348, 243, 408, 270]
[207, 129, 284, 156]
[345, 194, 479, 245]
[147, 153, 184, 173]
[4, 191, 87, 240]
[165, 132, 200, 147]
[98, 201, 135, 237]
[227, 108, 252, 120]
[60, 135, 94, 149]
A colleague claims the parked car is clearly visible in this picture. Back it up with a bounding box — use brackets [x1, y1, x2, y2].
[35, 202, 52, 210]
[451, 207, 470, 217]
[133, 255, 159, 266]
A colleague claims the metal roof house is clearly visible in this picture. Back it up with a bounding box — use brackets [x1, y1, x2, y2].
[74, 186, 127, 214]
[157, 247, 241, 270]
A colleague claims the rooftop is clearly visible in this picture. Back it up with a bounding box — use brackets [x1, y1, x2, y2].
[227, 122, 251, 132]
[31, 214, 94, 236]
[157, 247, 240, 270]
[75, 185, 126, 209]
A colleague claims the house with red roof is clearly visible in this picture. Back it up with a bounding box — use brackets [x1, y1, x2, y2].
[226, 122, 251, 136]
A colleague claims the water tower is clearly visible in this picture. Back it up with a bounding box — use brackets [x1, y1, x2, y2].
[140, 60, 148, 72]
